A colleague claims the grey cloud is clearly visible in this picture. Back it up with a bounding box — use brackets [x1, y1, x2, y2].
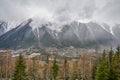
[93, 0, 120, 24]
[0, 0, 120, 24]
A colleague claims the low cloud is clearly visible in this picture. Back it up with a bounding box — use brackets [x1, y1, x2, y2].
[0, 0, 120, 24]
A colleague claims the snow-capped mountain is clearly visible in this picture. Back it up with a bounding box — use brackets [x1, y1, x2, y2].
[58, 21, 118, 48]
[0, 20, 19, 36]
[0, 19, 119, 49]
[0, 21, 8, 36]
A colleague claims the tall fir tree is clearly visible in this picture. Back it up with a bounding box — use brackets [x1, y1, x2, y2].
[95, 50, 109, 80]
[92, 60, 98, 80]
[108, 48, 116, 80]
[12, 54, 28, 80]
[92, 47, 99, 80]
[113, 46, 120, 80]
[52, 58, 59, 80]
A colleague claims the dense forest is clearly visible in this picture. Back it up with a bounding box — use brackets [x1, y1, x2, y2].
[0, 47, 120, 80]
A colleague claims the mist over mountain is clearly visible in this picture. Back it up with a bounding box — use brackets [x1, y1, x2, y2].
[0, 0, 120, 49]
[0, 18, 119, 49]
[1, 1, 120, 80]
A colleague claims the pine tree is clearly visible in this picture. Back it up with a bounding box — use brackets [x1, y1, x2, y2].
[113, 46, 120, 80]
[95, 50, 109, 80]
[12, 54, 28, 80]
[92, 62, 98, 80]
[108, 48, 116, 80]
[92, 48, 99, 80]
[52, 58, 59, 80]
[64, 58, 68, 80]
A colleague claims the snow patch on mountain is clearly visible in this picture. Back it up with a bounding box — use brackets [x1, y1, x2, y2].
[110, 27, 114, 35]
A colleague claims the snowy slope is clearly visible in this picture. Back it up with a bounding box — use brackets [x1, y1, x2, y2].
[0, 20, 19, 36]
[0, 19, 119, 49]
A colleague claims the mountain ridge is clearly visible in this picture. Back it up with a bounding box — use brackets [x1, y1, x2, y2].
[0, 19, 119, 49]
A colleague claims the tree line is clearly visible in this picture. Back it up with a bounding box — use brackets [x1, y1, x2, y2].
[95, 46, 120, 80]
[0, 47, 120, 80]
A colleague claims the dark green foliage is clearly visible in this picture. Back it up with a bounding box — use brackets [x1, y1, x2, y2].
[108, 48, 116, 80]
[12, 54, 28, 80]
[95, 50, 109, 80]
[109, 48, 113, 67]
[113, 46, 120, 80]
[95, 47, 120, 80]
[52, 58, 59, 80]
[92, 60, 98, 80]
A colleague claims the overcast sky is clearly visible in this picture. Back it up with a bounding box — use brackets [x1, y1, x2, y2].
[0, 0, 120, 24]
